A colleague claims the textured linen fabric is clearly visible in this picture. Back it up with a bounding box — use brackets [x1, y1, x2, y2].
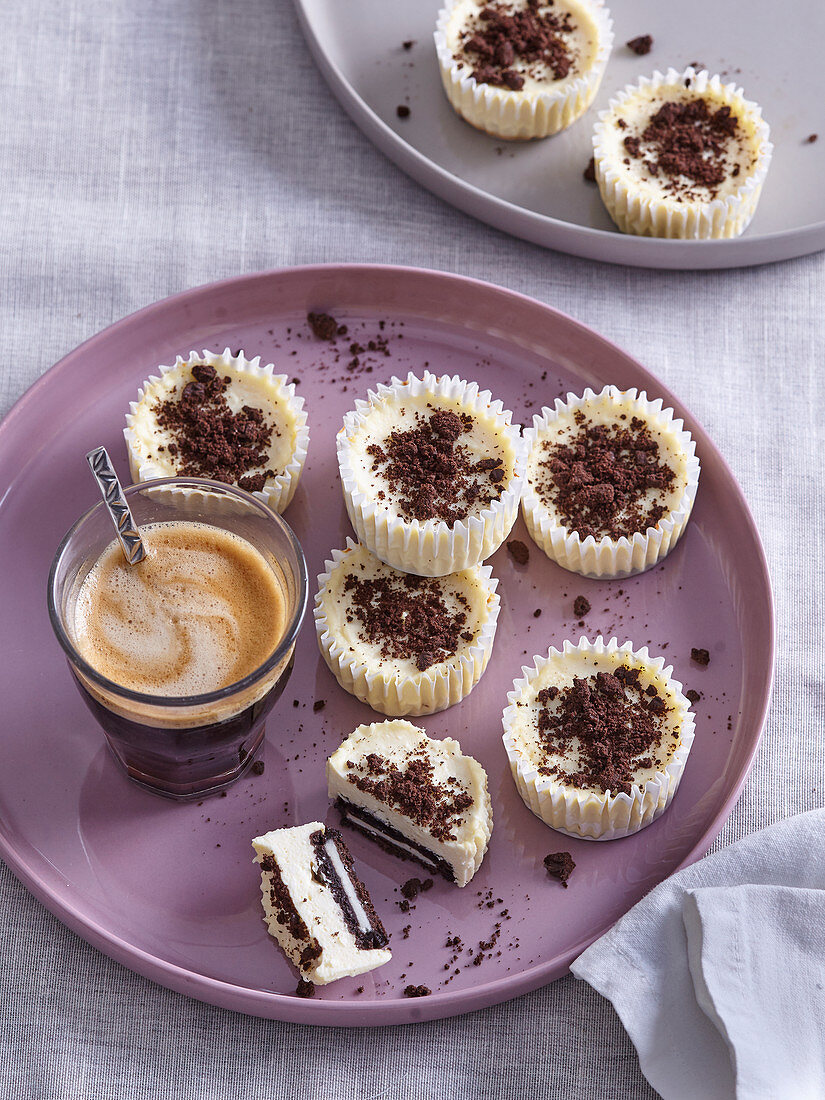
[1, 1, 824, 1098]
[572, 809, 825, 1099]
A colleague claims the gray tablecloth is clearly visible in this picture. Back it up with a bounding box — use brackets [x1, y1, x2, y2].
[2, 2, 823, 1097]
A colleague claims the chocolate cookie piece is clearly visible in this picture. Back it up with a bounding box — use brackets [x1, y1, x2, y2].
[544, 850, 575, 887]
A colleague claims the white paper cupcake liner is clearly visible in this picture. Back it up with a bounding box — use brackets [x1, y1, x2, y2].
[521, 385, 700, 578]
[435, 0, 613, 140]
[592, 68, 772, 239]
[337, 371, 527, 577]
[124, 348, 309, 514]
[502, 636, 696, 840]
[314, 538, 500, 716]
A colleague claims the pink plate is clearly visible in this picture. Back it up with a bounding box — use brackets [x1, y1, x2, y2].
[0, 265, 773, 1024]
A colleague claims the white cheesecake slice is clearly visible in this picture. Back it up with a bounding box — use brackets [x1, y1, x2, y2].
[327, 720, 493, 887]
[252, 822, 391, 985]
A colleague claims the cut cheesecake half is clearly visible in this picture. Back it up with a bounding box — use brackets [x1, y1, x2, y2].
[252, 822, 391, 985]
[327, 720, 493, 887]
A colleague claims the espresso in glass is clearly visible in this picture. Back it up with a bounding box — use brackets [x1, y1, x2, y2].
[48, 479, 307, 799]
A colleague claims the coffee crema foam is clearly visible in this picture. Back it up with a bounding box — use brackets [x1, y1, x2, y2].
[73, 522, 287, 697]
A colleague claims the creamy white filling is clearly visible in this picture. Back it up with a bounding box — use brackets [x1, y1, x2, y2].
[321, 837, 372, 936]
[340, 812, 440, 872]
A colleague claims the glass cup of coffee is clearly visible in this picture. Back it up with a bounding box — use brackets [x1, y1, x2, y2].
[48, 478, 308, 800]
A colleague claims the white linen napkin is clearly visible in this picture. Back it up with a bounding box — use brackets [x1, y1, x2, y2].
[570, 808, 825, 1100]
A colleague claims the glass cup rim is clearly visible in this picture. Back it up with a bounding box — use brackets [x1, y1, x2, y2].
[47, 476, 308, 709]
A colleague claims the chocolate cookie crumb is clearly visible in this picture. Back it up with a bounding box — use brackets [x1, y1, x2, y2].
[307, 312, 339, 341]
[622, 97, 740, 199]
[626, 34, 652, 56]
[805, 133, 818, 144]
[583, 156, 596, 182]
[355, 985, 364, 993]
[685, 689, 701, 705]
[534, 665, 674, 795]
[313, 700, 326, 712]
[533, 608, 542, 618]
[544, 850, 575, 887]
[153, 362, 276, 488]
[507, 539, 530, 565]
[691, 647, 710, 666]
[403, 984, 431, 998]
[396, 104, 411, 119]
[251, 760, 265, 776]
[342, 569, 470, 672]
[402, 39, 415, 50]
[295, 978, 315, 998]
[460, 1, 574, 90]
[573, 595, 591, 618]
[401, 876, 433, 900]
[534, 410, 677, 541]
[367, 408, 505, 525]
[347, 751, 473, 845]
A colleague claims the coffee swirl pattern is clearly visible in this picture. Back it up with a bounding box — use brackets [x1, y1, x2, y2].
[73, 522, 286, 696]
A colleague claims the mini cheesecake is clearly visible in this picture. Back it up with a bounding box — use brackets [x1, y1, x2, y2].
[522, 385, 699, 577]
[314, 538, 500, 715]
[435, 0, 613, 140]
[502, 637, 695, 840]
[337, 371, 526, 576]
[125, 348, 309, 513]
[592, 68, 772, 239]
[327, 720, 493, 887]
[252, 822, 391, 985]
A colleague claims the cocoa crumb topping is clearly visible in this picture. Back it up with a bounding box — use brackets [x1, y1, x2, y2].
[396, 104, 411, 118]
[458, 0, 575, 91]
[299, 942, 322, 967]
[573, 595, 591, 618]
[401, 876, 434, 900]
[295, 978, 315, 998]
[260, 854, 315, 948]
[367, 407, 507, 525]
[342, 568, 471, 671]
[626, 34, 652, 55]
[251, 760, 265, 776]
[347, 744, 473, 842]
[583, 156, 596, 182]
[403, 984, 431, 997]
[544, 850, 575, 887]
[533, 665, 675, 795]
[691, 647, 710, 666]
[153, 361, 278, 487]
[307, 312, 341, 341]
[506, 539, 530, 565]
[622, 97, 741, 200]
[534, 412, 677, 540]
[685, 688, 702, 704]
[805, 133, 818, 144]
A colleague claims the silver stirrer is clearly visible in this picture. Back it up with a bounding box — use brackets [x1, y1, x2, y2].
[86, 446, 147, 565]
